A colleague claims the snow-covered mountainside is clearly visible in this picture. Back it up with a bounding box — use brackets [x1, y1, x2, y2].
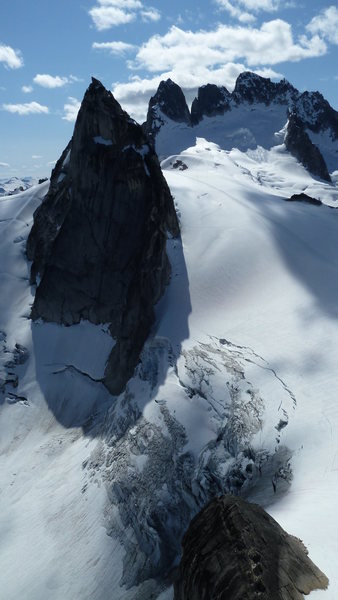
[145, 73, 338, 183]
[0, 176, 42, 197]
[1, 75, 338, 599]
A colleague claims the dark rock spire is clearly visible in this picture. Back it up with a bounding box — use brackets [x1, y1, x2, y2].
[27, 77, 179, 394]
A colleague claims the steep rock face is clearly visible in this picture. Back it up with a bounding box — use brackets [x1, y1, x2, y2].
[26, 77, 179, 394]
[191, 84, 231, 124]
[174, 495, 329, 600]
[285, 115, 331, 182]
[145, 78, 191, 144]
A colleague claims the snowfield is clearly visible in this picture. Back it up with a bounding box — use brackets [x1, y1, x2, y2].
[1, 124, 338, 598]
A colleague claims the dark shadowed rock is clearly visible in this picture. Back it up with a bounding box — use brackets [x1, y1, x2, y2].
[191, 84, 231, 124]
[145, 79, 191, 144]
[27, 77, 179, 394]
[233, 72, 298, 106]
[286, 193, 322, 206]
[294, 91, 338, 137]
[285, 115, 331, 182]
[174, 494, 329, 600]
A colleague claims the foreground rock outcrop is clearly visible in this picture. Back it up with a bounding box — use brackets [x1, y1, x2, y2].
[174, 495, 328, 600]
[27, 77, 179, 394]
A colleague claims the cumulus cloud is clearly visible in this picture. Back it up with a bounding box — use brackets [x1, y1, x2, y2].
[89, 0, 160, 30]
[0, 44, 23, 69]
[131, 22, 326, 74]
[92, 41, 136, 55]
[306, 6, 338, 45]
[2, 102, 49, 115]
[141, 8, 161, 22]
[33, 74, 69, 88]
[89, 0, 141, 30]
[62, 97, 81, 122]
[22, 85, 33, 93]
[0, 161, 10, 167]
[215, 0, 282, 19]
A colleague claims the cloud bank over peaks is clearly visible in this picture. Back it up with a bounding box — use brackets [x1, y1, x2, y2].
[131, 21, 326, 74]
[89, 0, 161, 30]
[0, 44, 23, 69]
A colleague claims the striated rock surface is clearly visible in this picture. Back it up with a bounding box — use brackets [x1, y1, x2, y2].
[174, 494, 329, 600]
[285, 115, 331, 182]
[26, 77, 179, 394]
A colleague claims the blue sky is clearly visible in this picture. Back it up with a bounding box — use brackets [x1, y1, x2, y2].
[1, 0, 338, 177]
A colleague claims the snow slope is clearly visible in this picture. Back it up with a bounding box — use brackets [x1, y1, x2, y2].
[0, 176, 40, 197]
[1, 132, 338, 598]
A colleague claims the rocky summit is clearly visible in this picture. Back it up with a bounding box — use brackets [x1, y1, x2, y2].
[145, 78, 191, 145]
[26, 77, 179, 394]
[174, 495, 329, 600]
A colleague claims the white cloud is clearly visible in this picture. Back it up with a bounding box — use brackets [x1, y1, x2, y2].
[89, 2, 139, 30]
[2, 102, 49, 115]
[47, 160, 57, 166]
[92, 41, 136, 55]
[131, 22, 326, 74]
[62, 97, 81, 122]
[0, 44, 23, 69]
[32, 155, 42, 159]
[215, 0, 282, 18]
[141, 8, 161, 22]
[306, 6, 338, 45]
[89, 0, 160, 30]
[215, 0, 256, 22]
[22, 85, 33, 93]
[33, 74, 69, 88]
[0, 161, 10, 167]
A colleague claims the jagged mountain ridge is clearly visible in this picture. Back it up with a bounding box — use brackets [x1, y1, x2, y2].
[145, 71, 338, 181]
[27, 77, 179, 394]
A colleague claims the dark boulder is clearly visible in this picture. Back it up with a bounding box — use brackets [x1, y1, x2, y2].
[286, 193, 322, 206]
[174, 494, 329, 600]
[27, 77, 179, 394]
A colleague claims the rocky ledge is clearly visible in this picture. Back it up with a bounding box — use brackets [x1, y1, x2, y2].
[174, 495, 328, 600]
[26, 77, 179, 394]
